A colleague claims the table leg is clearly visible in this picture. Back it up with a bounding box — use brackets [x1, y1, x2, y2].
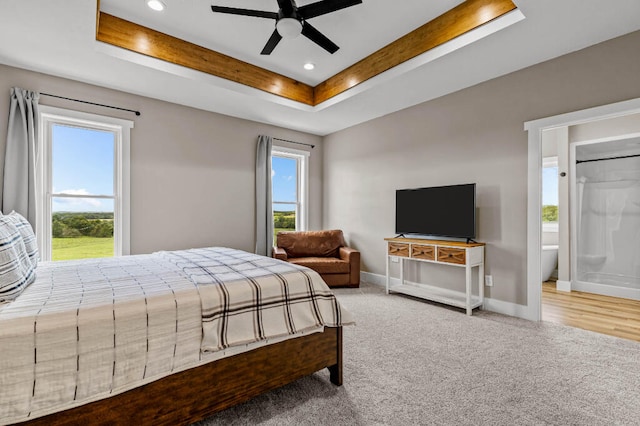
[386, 255, 390, 294]
[479, 262, 485, 309]
[465, 264, 472, 315]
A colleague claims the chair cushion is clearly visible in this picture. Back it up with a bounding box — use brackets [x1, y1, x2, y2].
[277, 230, 345, 258]
[287, 257, 350, 274]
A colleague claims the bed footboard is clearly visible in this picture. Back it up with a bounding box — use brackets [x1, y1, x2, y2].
[16, 327, 343, 426]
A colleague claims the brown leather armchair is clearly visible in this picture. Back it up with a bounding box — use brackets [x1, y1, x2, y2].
[273, 229, 360, 288]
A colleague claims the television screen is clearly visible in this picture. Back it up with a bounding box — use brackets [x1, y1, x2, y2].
[395, 183, 476, 239]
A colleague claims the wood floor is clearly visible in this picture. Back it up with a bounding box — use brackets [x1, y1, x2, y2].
[542, 281, 640, 342]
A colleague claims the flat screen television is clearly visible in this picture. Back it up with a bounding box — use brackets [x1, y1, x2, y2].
[395, 183, 476, 239]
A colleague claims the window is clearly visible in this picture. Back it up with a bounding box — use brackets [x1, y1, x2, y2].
[271, 147, 309, 240]
[542, 156, 558, 232]
[37, 106, 132, 261]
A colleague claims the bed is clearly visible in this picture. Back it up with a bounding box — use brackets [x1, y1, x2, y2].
[0, 246, 353, 425]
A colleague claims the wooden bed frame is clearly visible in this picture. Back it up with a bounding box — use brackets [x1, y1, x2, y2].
[17, 327, 343, 425]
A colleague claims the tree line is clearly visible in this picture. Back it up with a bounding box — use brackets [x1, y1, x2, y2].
[274, 211, 295, 229]
[542, 205, 558, 222]
[52, 212, 114, 238]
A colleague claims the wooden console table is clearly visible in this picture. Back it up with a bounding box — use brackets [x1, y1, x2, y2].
[385, 238, 485, 315]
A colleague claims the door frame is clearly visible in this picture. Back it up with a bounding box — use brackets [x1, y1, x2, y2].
[524, 97, 640, 321]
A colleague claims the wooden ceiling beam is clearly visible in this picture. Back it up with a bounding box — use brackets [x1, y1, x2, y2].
[314, 0, 517, 104]
[95, 0, 517, 107]
[96, 13, 315, 105]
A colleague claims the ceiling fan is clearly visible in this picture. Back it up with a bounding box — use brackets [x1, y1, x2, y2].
[210, 0, 363, 55]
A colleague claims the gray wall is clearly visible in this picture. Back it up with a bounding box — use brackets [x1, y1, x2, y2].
[0, 64, 323, 255]
[322, 30, 640, 306]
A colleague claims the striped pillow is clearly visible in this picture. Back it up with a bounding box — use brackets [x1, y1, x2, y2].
[0, 216, 36, 302]
[5, 211, 39, 267]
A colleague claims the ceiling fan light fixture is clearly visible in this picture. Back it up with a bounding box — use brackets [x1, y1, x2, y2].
[146, 0, 166, 12]
[276, 18, 303, 39]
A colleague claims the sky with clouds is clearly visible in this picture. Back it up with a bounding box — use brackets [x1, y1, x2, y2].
[272, 156, 297, 212]
[52, 124, 114, 212]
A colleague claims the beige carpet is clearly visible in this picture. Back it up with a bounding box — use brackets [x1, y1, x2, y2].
[197, 282, 640, 425]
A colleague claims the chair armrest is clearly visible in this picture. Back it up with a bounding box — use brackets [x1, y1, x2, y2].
[273, 247, 288, 261]
[339, 246, 358, 261]
[339, 247, 360, 286]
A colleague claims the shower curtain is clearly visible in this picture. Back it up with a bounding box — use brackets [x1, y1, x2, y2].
[577, 177, 607, 267]
[574, 154, 640, 297]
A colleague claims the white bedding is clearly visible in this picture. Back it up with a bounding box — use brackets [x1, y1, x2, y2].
[0, 247, 352, 425]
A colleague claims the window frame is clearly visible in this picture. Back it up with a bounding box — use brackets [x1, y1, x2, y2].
[271, 146, 309, 232]
[37, 106, 133, 261]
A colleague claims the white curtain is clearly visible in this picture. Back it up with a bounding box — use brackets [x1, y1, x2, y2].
[2, 87, 40, 229]
[255, 135, 273, 256]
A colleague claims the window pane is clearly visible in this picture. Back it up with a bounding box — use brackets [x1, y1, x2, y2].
[51, 200, 114, 261]
[52, 125, 114, 196]
[542, 166, 558, 222]
[271, 156, 297, 202]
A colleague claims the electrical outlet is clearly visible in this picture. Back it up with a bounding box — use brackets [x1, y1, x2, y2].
[485, 275, 493, 287]
[391, 257, 399, 263]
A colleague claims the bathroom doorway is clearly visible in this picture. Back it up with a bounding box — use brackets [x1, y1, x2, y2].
[525, 97, 640, 323]
[539, 130, 640, 341]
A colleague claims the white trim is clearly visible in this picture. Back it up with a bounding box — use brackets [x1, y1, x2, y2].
[361, 271, 386, 287]
[556, 280, 571, 292]
[361, 271, 527, 318]
[524, 97, 640, 322]
[481, 297, 530, 319]
[38, 105, 134, 130]
[569, 141, 578, 296]
[37, 105, 133, 260]
[572, 280, 640, 301]
[542, 156, 558, 167]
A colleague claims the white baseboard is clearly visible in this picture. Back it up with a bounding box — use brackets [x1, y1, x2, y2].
[361, 271, 386, 287]
[360, 271, 529, 319]
[556, 280, 571, 292]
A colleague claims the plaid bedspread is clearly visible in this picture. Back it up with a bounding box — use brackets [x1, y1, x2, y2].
[0, 247, 352, 424]
[160, 247, 353, 351]
[0, 253, 203, 424]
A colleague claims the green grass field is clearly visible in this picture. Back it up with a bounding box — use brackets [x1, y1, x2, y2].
[52, 237, 114, 261]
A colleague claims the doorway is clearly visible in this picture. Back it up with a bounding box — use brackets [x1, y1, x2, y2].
[525, 97, 640, 322]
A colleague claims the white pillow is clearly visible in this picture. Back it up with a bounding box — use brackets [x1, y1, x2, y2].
[5, 211, 39, 267]
[0, 216, 36, 302]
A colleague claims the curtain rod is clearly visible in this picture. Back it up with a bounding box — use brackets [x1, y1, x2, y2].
[40, 92, 141, 116]
[273, 137, 314, 149]
[576, 153, 640, 164]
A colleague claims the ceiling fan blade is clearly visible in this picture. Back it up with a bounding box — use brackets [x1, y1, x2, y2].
[210, 6, 278, 20]
[298, 0, 362, 20]
[261, 29, 283, 55]
[276, 0, 296, 16]
[301, 22, 339, 54]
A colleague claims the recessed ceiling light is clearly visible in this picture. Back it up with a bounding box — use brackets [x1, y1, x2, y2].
[147, 0, 166, 11]
[303, 63, 315, 71]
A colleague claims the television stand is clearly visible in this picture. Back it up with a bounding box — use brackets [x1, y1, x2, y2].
[384, 238, 485, 315]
